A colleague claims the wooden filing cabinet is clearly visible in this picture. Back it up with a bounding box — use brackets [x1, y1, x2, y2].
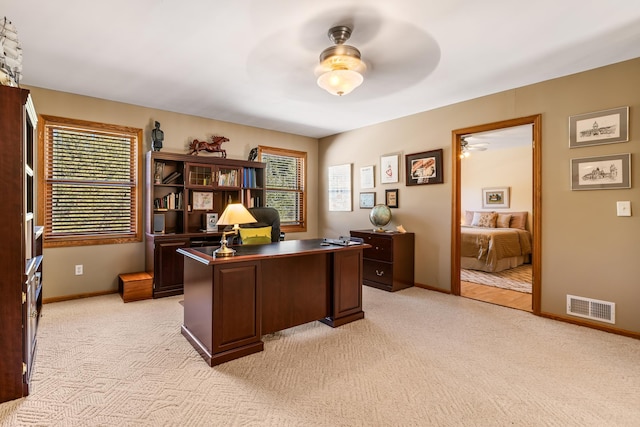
[350, 230, 414, 292]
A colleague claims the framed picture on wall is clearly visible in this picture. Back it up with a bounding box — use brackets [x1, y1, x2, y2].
[482, 187, 510, 208]
[360, 165, 375, 189]
[570, 153, 631, 190]
[380, 153, 399, 184]
[385, 189, 399, 208]
[359, 192, 375, 208]
[328, 163, 352, 211]
[569, 106, 629, 148]
[405, 149, 443, 185]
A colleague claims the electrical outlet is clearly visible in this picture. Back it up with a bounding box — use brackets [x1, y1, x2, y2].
[75, 264, 83, 275]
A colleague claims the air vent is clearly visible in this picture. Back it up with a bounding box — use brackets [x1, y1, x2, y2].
[567, 295, 615, 324]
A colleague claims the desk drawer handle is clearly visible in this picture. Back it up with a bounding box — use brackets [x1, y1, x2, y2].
[375, 270, 384, 277]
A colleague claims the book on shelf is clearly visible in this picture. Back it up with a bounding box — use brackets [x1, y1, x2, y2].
[154, 192, 183, 210]
[163, 171, 182, 184]
[218, 169, 238, 187]
[243, 168, 257, 188]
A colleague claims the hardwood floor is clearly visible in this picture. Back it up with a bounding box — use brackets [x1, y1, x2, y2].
[461, 281, 532, 312]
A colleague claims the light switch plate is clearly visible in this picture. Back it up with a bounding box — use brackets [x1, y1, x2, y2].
[616, 201, 631, 217]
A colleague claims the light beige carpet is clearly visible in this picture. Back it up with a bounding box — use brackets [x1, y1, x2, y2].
[461, 264, 532, 293]
[1, 287, 639, 426]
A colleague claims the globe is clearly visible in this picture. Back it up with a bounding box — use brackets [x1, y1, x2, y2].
[369, 204, 392, 232]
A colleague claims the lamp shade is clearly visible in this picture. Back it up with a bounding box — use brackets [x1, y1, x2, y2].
[217, 203, 257, 226]
[317, 69, 364, 96]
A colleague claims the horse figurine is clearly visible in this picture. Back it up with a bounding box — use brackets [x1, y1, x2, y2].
[188, 136, 229, 157]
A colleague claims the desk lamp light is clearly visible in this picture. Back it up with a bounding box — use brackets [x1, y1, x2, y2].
[214, 203, 257, 257]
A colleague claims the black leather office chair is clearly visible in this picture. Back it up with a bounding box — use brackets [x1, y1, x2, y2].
[234, 207, 284, 244]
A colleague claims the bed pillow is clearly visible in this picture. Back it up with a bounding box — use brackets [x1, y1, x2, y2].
[464, 210, 476, 226]
[471, 212, 497, 228]
[509, 212, 528, 230]
[239, 226, 272, 245]
[496, 213, 512, 228]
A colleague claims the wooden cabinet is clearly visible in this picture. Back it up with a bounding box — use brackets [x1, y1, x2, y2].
[350, 230, 414, 292]
[0, 86, 43, 403]
[145, 151, 265, 298]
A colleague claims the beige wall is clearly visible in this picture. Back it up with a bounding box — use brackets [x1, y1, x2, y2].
[30, 57, 639, 334]
[319, 58, 640, 334]
[28, 87, 318, 299]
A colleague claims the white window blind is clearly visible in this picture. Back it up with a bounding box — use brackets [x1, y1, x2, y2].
[259, 146, 306, 232]
[41, 116, 142, 246]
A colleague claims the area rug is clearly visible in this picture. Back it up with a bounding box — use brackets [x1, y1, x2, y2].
[461, 264, 532, 293]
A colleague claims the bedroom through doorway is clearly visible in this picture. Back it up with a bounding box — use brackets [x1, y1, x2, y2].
[451, 115, 542, 314]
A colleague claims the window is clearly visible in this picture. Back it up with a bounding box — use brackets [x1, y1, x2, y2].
[258, 146, 306, 232]
[39, 116, 142, 247]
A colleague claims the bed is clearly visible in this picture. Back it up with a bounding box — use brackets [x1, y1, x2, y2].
[460, 211, 532, 273]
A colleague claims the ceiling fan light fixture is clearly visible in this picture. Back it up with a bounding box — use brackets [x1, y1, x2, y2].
[316, 26, 365, 96]
[317, 68, 363, 96]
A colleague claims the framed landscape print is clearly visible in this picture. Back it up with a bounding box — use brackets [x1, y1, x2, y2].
[570, 153, 631, 190]
[569, 106, 629, 148]
[482, 187, 510, 209]
[405, 149, 443, 185]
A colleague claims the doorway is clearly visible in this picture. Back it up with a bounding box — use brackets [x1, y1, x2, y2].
[451, 115, 541, 315]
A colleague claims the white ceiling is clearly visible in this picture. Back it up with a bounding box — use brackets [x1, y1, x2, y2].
[3, 0, 640, 139]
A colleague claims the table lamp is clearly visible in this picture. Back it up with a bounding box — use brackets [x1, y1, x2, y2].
[214, 203, 257, 257]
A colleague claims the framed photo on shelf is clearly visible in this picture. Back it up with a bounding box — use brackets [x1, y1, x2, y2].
[359, 192, 376, 209]
[192, 191, 213, 210]
[482, 187, 510, 209]
[380, 153, 400, 184]
[385, 189, 399, 208]
[154, 162, 164, 184]
[570, 153, 631, 191]
[569, 106, 629, 148]
[204, 212, 218, 232]
[405, 149, 443, 186]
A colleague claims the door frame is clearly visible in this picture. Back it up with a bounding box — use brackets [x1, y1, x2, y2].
[451, 115, 542, 314]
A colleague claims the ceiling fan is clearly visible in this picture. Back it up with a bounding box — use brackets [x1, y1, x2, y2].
[246, 9, 440, 100]
[315, 25, 367, 96]
[460, 137, 488, 158]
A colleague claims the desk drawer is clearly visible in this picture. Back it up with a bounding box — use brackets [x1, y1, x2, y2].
[363, 259, 393, 287]
[357, 236, 393, 261]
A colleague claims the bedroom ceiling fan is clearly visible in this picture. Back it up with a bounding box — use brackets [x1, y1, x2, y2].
[315, 25, 367, 96]
[460, 137, 488, 158]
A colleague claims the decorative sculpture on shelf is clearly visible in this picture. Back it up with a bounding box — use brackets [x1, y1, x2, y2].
[248, 147, 258, 161]
[188, 135, 229, 157]
[151, 121, 164, 151]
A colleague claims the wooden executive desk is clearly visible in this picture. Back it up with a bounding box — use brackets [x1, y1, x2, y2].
[177, 239, 366, 366]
